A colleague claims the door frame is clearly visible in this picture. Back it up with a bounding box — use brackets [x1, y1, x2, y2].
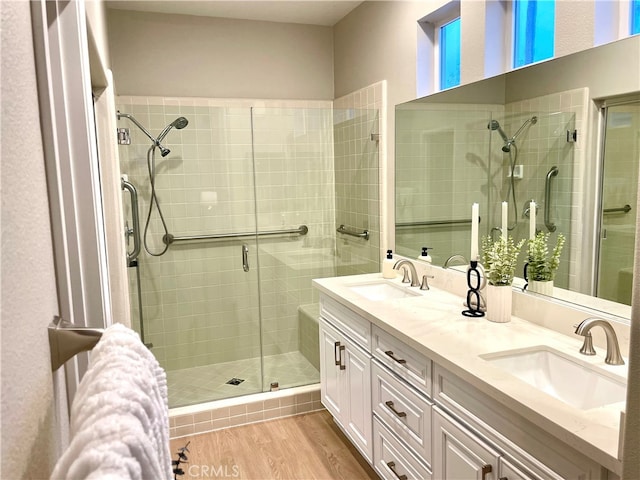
[30, 0, 112, 401]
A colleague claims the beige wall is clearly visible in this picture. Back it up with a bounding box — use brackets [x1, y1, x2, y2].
[107, 9, 334, 100]
[1, 1, 66, 478]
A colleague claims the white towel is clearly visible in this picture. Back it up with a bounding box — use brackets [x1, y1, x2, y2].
[51, 324, 172, 480]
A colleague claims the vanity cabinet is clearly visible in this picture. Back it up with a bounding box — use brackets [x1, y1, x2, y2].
[319, 297, 373, 463]
[317, 290, 608, 480]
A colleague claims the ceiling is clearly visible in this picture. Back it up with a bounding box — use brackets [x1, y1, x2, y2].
[105, 1, 363, 26]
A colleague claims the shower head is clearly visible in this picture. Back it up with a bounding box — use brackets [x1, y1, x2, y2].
[157, 117, 189, 144]
[172, 117, 189, 129]
[487, 120, 510, 144]
[157, 145, 171, 157]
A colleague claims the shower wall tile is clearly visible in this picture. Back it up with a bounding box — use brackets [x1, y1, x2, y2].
[394, 103, 502, 265]
[333, 81, 385, 276]
[506, 87, 588, 292]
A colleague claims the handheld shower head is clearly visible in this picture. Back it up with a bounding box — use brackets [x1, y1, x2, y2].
[172, 117, 189, 129]
[487, 120, 510, 143]
[157, 117, 189, 143]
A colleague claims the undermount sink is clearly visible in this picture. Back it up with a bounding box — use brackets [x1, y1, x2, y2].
[348, 281, 420, 301]
[481, 347, 626, 410]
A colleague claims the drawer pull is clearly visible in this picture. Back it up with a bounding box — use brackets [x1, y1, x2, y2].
[338, 345, 346, 370]
[384, 350, 407, 364]
[334, 341, 341, 366]
[481, 464, 492, 480]
[385, 400, 407, 418]
[386, 461, 408, 480]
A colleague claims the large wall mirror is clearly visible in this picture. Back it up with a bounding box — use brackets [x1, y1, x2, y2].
[395, 35, 640, 321]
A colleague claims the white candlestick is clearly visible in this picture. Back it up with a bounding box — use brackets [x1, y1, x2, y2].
[530, 201, 536, 239]
[471, 203, 479, 261]
[501, 201, 508, 241]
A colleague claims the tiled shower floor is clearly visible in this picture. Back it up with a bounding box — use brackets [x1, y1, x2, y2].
[166, 351, 320, 408]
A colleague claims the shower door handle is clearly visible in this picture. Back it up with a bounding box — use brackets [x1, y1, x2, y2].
[242, 244, 249, 272]
[544, 166, 559, 232]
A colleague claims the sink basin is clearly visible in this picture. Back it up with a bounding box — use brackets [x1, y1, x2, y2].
[481, 347, 626, 409]
[348, 281, 420, 301]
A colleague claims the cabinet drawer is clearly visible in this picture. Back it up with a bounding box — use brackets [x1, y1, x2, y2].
[372, 361, 433, 465]
[373, 416, 432, 480]
[500, 456, 564, 480]
[320, 295, 371, 351]
[372, 325, 431, 396]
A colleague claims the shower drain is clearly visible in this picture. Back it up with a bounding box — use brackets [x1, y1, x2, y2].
[226, 377, 245, 386]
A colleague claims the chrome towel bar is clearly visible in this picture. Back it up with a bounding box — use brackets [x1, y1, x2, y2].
[396, 218, 474, 228]
[163, 225, 308, 245]
[603, 204, 632, 214]
[337, 224, 369, 240]
[48, 316, 103, 371]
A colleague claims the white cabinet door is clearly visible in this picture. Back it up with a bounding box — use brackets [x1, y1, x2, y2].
[433, 407, 501, 480]
[344, 340, 372, 462]
[319, 320, 344, 420]
[319, 318, 373, 463]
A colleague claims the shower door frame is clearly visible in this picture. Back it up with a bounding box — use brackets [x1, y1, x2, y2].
[594, 98, 640, 304]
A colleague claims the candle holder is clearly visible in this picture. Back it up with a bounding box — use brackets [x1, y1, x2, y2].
[462, 260, 485, 317]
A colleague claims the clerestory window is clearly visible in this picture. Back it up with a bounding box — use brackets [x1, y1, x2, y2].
[439, 17, 461, 89]
[513, 0, 555, 68]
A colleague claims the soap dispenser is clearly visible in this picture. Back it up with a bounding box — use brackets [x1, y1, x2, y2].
[382, 250, 397, 279]
[418, 247, 433, 263]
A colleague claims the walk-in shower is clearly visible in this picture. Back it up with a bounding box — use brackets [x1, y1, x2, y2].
[117, 98, 381, 408]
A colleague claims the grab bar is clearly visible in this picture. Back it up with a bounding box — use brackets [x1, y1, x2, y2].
[163, 225, 308, 245]
[48, 316, 103, 371]
[544, 166, 559, 232]
[604, 204, 632, 214]
[396, 218, 475, 228]
[121, 178, 141, 264]
[336, 224, 369, 240]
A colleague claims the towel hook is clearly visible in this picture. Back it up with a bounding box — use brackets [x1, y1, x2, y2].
[48, 316, 104, 371]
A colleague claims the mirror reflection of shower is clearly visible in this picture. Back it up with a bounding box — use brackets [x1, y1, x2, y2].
[488, 116, 538, 232]
[117, 111, 189, 256]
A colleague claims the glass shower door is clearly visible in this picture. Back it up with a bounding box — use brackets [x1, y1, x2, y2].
[118, 102, 264, 407]
[597, 101, 640, 305]
[250, 106, 335, 392]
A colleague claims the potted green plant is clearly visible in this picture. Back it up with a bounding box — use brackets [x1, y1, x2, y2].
[526, 232, 565, 295]
[481, 235, 526, 323]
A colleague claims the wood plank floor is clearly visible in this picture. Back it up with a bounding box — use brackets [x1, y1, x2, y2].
[169, 410, 379, 479]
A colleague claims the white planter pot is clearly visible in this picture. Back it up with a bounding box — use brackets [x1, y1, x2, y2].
[529, 279, 554, 296]
[486, 284, 512, 323]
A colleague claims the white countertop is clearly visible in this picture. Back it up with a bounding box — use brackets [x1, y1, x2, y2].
[313, 273, 627, 475]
